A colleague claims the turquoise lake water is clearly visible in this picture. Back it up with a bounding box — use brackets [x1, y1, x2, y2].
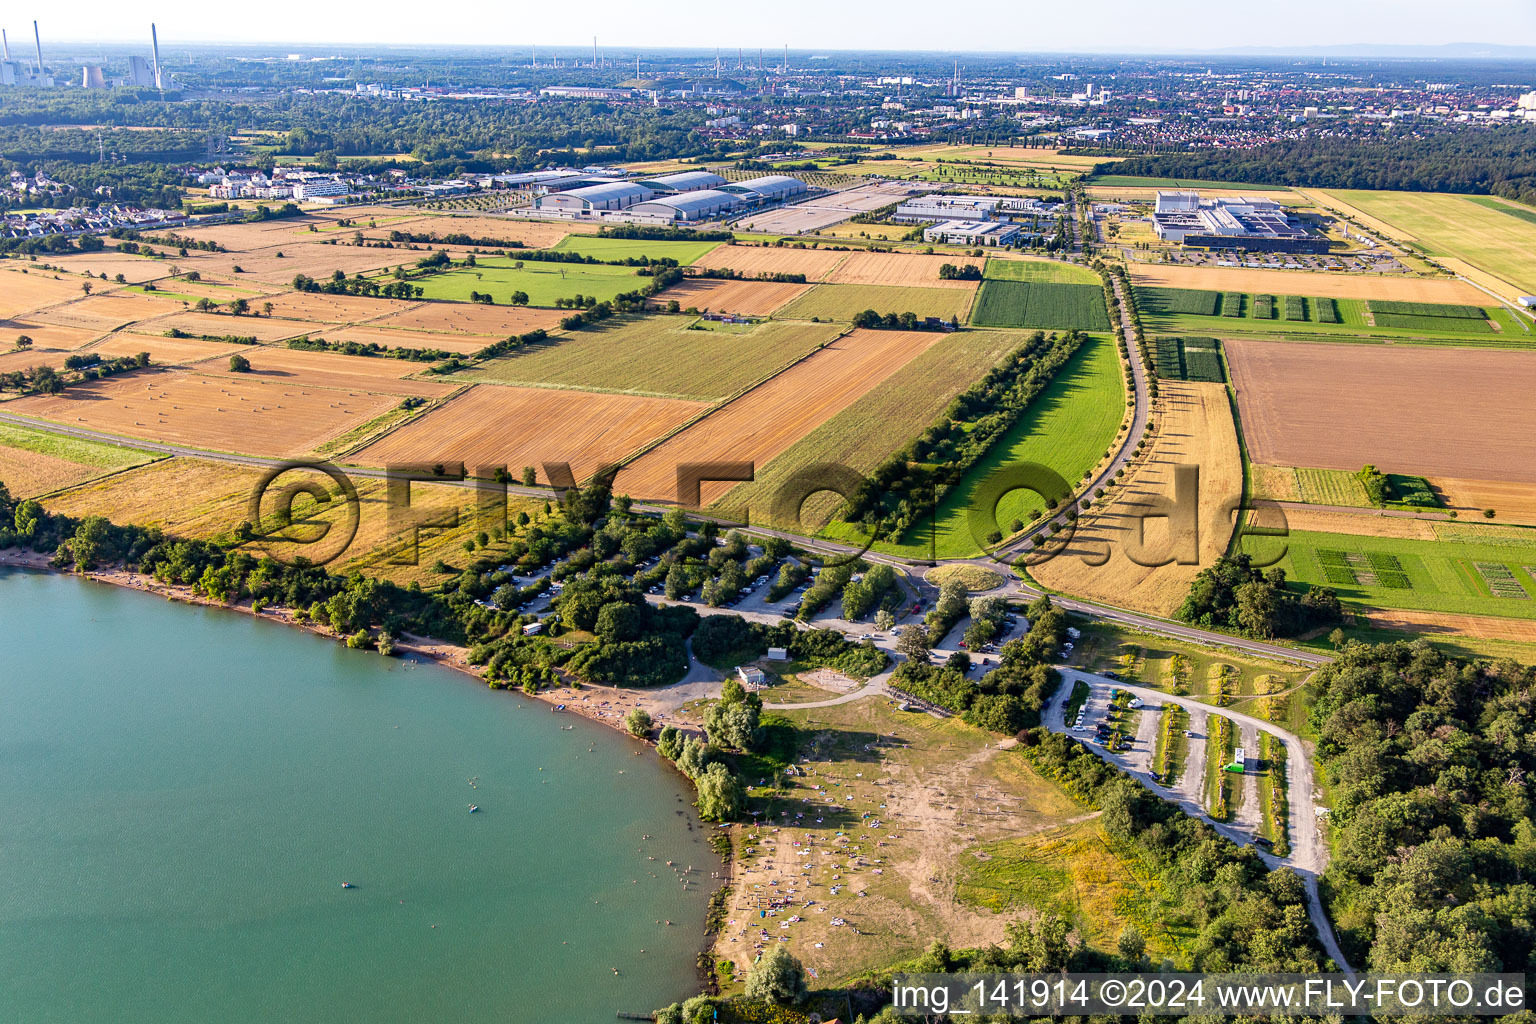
[0, 568, 712, 1022]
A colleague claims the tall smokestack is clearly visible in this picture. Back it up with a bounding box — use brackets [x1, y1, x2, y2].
[33, 20, 43, 74]
[593, 36, 597, 69]
[3, 30, 10, 61]
[151, 23, 162, 88]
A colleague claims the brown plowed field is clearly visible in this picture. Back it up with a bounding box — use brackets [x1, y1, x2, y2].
[690, 245, 848, 282]
[1227, 338, 1536, 482]
[355, 383, 707, 482]
[1129, 263, 1488, 304]
[1366, 608, 1536, 643]
[366, 303, 568, 336]
[614, 328, 946, 503]
[9, 369, 401, 457]
[1030, 381, 1241, 616]
[826, 251, 985, 289]
[654, 278, 812, 315]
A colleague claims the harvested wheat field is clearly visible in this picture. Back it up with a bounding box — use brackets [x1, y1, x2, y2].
[0, 270, 97, 317]
[395, 215, 595, 247]
[1227, 338, 1536, 482]
[367, 302, 568, 336]
[356, 383, 707, 482]
[1129, 262, 1488, 304]
[1030, 381, 1240, 615]
[0, 321, 103, 351]
[1249, 463, 1302, 503]
[1365, 608, 1536, 643]
[10, 369, 401, 457]
[244, 291, 406, 324]
[27, 292, 183, 331]
[0, 349, 72, 374]
[188, 245, 413, 285]
[615, 329, 947, 504]
[1278, 507, 1440, 540]
[48, 252, 175, 284]
[654, 278, 812, 315]
[826, 251, 985, 289]
[1431, 478, 1536, 524]
[313, 325, 488, 355]
[43, 457, 262, 538]
[690, 244, 848, 282]
[154, 312, 321, 343]
[0, 446, 110, 498]
[89, 333, 247, 366]
[191, 346, 457, 398]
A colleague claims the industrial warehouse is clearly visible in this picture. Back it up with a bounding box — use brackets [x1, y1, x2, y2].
[534, 171, 808, 222]
[1150, 190, 1326, 253]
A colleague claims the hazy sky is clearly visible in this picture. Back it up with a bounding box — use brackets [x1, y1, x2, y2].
[18, 0, 1536, 54]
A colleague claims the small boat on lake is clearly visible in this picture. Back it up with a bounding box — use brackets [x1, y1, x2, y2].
[341, 882, 355, 889]
[468, 804, 479, 813]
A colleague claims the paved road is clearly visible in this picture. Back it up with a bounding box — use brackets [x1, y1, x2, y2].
[1048, 668, 1352, 973]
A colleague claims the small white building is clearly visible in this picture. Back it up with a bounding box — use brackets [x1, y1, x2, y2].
[737, 666, 767, 688]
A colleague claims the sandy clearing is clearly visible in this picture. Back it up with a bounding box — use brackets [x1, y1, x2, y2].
[354, 383, 707, 482]
[653, 278, 813, 316]
[1129, 263, 1488, 304]
[1030, 381, 1241, 616]
[615, 328, 947, 504]
[9, 369, 401, 457]
[1227, 338, 1536, 483]
[690, 245, 848, 282]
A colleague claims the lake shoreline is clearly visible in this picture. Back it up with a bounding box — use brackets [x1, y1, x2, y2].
[0, 548, 732, 997]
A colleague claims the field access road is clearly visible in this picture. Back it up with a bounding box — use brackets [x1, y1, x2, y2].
[1045, 668, 1352, 974]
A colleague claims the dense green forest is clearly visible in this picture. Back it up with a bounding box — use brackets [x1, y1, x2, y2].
[1096, 127, 1536, 205]
[1311, 640, 1536, 972]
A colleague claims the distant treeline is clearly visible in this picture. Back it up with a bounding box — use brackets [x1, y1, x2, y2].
[1096, 127, 1536, 205]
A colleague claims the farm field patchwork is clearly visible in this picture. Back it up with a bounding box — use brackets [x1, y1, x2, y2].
[825, 251, 985, 289]
[8, 369, 403, 457]
[690, 244, 848, 282]
[1322, 190, 1536, 295]
[1031, 379, 1240, 615]
[1226, 338, 1536, 483]
[453, 315, 844, 401]
[355, 383, 707, 484]
[775, 283, 974, 321]
[193, 346, 458, 399]
[1240, 522, 1536, 621]
[1152, 336, 1225, 382]
[407, 257, 649, 307]
[651, 278, 811, 316]
[970, 280, 1112, 330]
[547, 234, 722, 265]
[0, 421, 157, 498]
[1128, 262, 1490, 305]
[984, 258, 1101, 284]
[883, 334, 1125, 559]
[716, 328, 1033, 529]
[615, 328, 948, 504]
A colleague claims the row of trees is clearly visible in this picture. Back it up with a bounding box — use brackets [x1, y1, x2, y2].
[1176, 554, 1343, 639]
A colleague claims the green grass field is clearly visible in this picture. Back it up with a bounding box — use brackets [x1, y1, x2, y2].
[1239, 521, 1536, 620]
[1135, 285, 1528, 345]
[774, 283, 974, 322]
[1152, 336, 1225, 382]
[878, 334, 1125, 558]
[1326, 189, 1536, 294]
[453, 314, 843, 401]
[971, 280, 1112, 331]
[0, 422, 154, 469]
[410, 258, 648, 307]
[548, 235, 723, 265]
[983, 259, 1101, 285]
[716, 328, 1030, 529]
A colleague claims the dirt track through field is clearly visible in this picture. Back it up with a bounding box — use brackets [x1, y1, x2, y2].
[615, 329, 947, 503]
[1226, 338, 1536, 482]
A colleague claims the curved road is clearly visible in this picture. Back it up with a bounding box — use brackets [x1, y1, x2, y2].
[1049, 668, 1351, 972]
